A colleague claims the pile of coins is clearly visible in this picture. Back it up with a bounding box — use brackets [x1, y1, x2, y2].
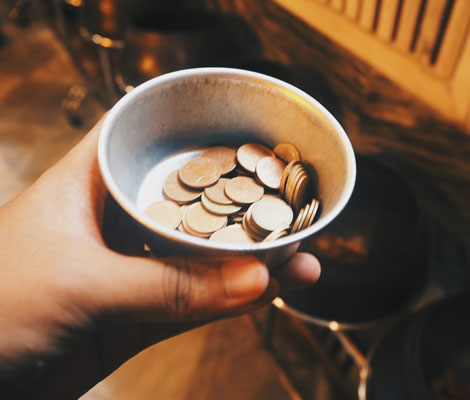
[144, 142, 320, 243]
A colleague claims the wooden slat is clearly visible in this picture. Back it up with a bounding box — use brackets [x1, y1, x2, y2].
[330, 0, 345, 12]
[394, 0, 423, 51]
[358, 0, 378, 31]
[433, 0, 470, 78]
[414, 0, 448, 65]
[273, 0, 463, 124]
[450, 27, 470, 123]
[376, 0, 401, 41]
[345, 0, 361, 21]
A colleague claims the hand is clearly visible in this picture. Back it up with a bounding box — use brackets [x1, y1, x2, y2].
[0, 115, 320, 399]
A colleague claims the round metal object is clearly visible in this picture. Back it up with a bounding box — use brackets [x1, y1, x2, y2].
[98, 68, 356, 266]
[279, 155, 428, 328]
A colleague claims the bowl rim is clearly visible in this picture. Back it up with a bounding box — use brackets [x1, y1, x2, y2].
[98, 67, 356, 253]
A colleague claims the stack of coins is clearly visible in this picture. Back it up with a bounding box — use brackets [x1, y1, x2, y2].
[143, 142, 320, 243]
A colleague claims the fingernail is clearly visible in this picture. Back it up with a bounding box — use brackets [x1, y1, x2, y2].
[221, 257, 269, 299]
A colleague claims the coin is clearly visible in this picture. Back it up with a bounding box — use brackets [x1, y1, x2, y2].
[184, 202, 227, 235]
[255, 156, 286, 190]
[229, 214, 244, 223]
[144, 200, 182, 230]
[181, 218, 212, 238]
[201, 192, 242, 216]
[304, 198, 320, 229]
[237, 143, 275, 173]
[200, 146, 237, 175]
[242, 205, 267, 241]
[179, 157, 221, 189]
[209, 224, 254, 244]
[290, 205, 307, 233]
[251, 195, 293, 232]
[292, 172, 311, 213]
[163, 171, 202, 204]
[204, 178, 232, 205]
[285, 164, 304, 205]
[224, 176, 264, 204]
[263, 229, 289, 242]
[234, 165, 252, 176]
[273, 142, 301, 163]
[152, 141, 320, 244]
[280, 161, 299, 197]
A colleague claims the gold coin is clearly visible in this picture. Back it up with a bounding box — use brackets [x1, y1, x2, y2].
[280, 161, 299, 197]
[181, 218, 212, 237]
[179, 157, 221, 189]
[255, 156, 286, 190]
[293, 203, 311, 233]
[163, 171, 202, 204]
[242, 206, 266, 241]
[234, 165, 252, 176]
[144, 200, 182, 230]
[290, 205, 307, 234]
[225, 176, 264, 204]
[304, 198, 320, 229]
[209, 224, 254, 244]
[285, 164, 304, 205]
[184, 202, 227, 234]
[204, 178, 232, 205]
[201, 193, 242, 215]
[263, 229, 289, 242]
[292, 172, 311, 213]
[273, 142, 301, 163]
[177, 205, 190, 233]
[237, 143, 275, 173]
[245, 203, 270, 237]
[251, 195, 293, 232]
[200, 146, 237, 175]
[229, 214, 244, 223]
[178, 221, 191, 234]
[298, 202, 311, 231]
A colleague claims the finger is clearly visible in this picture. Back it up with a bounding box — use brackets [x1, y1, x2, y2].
[223, 278, 280, 318]
[87, 254, 270, 322]
[272, 252, 321, 292]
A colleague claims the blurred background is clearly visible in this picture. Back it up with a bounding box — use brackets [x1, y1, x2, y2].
[0, 1, 469, 399]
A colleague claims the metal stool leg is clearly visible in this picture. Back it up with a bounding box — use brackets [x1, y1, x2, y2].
[97, 46, 116, 106]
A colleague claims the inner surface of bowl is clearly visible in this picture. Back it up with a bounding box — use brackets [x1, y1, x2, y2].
[99, 68, 355, 251]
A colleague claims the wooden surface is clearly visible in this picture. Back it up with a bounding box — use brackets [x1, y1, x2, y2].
[81, 316, 300, 400]
[272, 0, 470, 129]
[207, 0, 470, 246]
[0, 21, 104, 205]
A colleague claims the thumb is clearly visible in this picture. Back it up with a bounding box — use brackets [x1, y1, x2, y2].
[89, 253, 270, 322]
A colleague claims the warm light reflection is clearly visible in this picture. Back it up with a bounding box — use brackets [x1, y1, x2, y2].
[99, 0, 115, 16]
[139, 55, 157, 75]
[272, 297, 285, 308]
[358, 367, 370, 400]
[276, 85, 326, 122]
[359, 367, 369, 380]
[328, 320, 339, 331]
[92, 33, 102, 45]
[100, 37, 113, 48]
[66, 0, 83, 6]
